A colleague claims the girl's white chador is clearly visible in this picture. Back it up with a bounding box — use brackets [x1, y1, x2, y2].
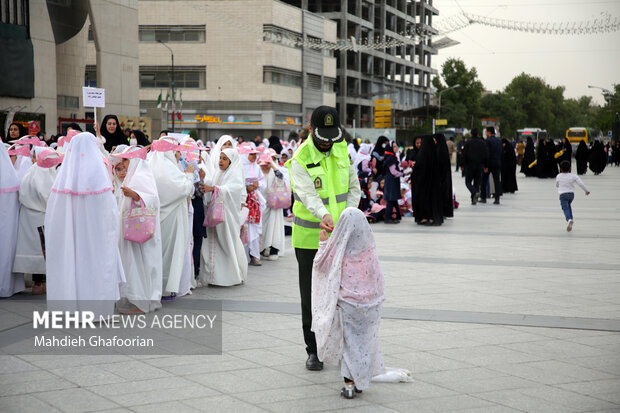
[258, 158, 285, 256]
[148, 137, 194, 296]
[45, 132, 125, 318]
[0, 143, 24, 297]
[112, 146, 163, 313]
[13, 149, 59, 275]
[240, 145, 265, 261]
[199, 148, 247, 286]
[312, 207, 386, 390]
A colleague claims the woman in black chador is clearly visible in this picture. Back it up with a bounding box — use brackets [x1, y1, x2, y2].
[544, 139, 559, 177]
[371, 135, 389, 175]
[575, 140, 589, 175]
[412, 134, 452, 226]
[558, 137, 572, 166]
[520, 136, 536, 177]
[588, 140, 607, 175]
[99, 114, 128, 152]
[501, 138, 518, 193]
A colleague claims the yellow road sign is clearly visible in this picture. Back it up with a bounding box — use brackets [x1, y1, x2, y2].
[435, 119, 447, 126]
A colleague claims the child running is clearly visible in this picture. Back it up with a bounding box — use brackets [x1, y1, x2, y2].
[311, 207, 385, 399]
[556, 160, 590, 232]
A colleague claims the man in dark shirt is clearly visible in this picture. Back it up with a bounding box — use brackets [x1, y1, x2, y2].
[461, 128, 487, 205]
[481, 126, 502, 204]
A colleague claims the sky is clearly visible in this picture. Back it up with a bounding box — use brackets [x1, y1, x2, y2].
[431, 0, 620, 106]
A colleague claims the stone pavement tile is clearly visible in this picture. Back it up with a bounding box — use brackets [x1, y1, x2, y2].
[361, 381, 456, 402]
[228, 348, 299, 367]
[555, 378, 620, 396]
[261, 328, 305, 345]
[501, 339, 616, 359]
[486, 362, 590, 385]
[87, 377, 203, 397]
[129, 400, 202, 413]
[49, 365, 127, 387]
[268, 362, 343, 386]
[517, 386, 619, 411]
[438, 326, 551, 345]
[257, 393, 372, 413]
[566, 333, 620, 348]
[518, 360, 617, 381]
[182, 394, 271, 413]
[89, 409, 132, 413]
[449, 407, 522, 413]
[161, 356, 260, 376]
[18, 355, 130, 370]
[184, 370, 268, 393]
[0, 375, 76, 397]
[562, 354, 620, 375]
[428, 345, 547, 366]
[475, 389, 581, 413]
[33, 388, 120, 413]
[222, 332, 292, 351]
[423, 375, 539, 394]
[384, 394, 496, 412]
[328, 405, 399, 413]
[232, 383, 334, 404]
[380, 331, 482, 352]
[0, 355, 39, 374]
[0, 394, 63, 413]
[229, 367, 315, 390]
[98, 360, 172, 381]
[0, 369, 58, 385]
[390, 350, 475, 372]
[100, 384, 220, 407]
[591, 392, 620, 405]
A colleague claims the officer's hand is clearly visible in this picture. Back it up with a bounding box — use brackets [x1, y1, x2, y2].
[319, 230, 328, 242]
[320, 214, 334, 232]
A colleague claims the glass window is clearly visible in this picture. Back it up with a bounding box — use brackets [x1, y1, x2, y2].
[139, 25, 205, 43]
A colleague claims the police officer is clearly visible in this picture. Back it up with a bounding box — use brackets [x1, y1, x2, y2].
[286, 106, 361, 370]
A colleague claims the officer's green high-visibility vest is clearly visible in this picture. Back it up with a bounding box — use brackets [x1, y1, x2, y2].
[285, 137, 350, 249]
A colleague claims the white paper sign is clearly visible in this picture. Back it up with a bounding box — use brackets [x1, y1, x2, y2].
[82, 87, 106, 108]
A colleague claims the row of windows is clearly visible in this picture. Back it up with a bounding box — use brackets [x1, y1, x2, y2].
[84, 65, 333, 91]
[139, 25, 205, 43]
[139, 66, 206, 89]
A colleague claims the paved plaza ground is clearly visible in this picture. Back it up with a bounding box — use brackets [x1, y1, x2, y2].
[1, 164, 620, 412]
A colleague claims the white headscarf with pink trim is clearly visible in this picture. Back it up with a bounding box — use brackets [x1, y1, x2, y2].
[51, 132, 113, 195]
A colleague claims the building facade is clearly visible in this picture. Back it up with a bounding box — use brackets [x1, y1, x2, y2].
[121, 0, 337, 140]
[1, 0, 139, 139]
[281, 0, 438, 129]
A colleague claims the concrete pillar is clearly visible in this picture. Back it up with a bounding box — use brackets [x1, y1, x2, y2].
[87, 0, 139, 118]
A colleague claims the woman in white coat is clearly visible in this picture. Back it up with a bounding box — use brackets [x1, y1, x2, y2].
[199, 148, 247, 286]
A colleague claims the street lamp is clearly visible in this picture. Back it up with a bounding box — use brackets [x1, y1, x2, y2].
[588, 85, 615, 142]
[433, 84, 459, 133]
[157, 40, 175, 132]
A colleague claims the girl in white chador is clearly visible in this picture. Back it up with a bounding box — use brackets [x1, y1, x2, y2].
[312, 207, 386, 399]
[207, 135, 236, 178]
[13, 148, 62, 294]
[111, 146, 163, 313]
[148, 138, 194, 300]
[199, 148, 247, 286]
[0, 143, 24, 297]
[258, 151, 285, 260]
[45, 132, 125, 319]
[239, 143, 265, 266]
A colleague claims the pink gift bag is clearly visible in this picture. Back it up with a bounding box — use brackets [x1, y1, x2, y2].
[203, 186, 225, 227]
[123, 198, 156, 243]
[267, 179, 292, 209]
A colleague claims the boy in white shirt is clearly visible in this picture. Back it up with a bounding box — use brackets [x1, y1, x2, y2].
[556, 160, 590, 232]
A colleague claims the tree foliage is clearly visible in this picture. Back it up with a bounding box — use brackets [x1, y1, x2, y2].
[427, 58, 617, 141]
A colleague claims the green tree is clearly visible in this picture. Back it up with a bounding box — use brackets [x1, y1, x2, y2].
[432, 58, 485, 129]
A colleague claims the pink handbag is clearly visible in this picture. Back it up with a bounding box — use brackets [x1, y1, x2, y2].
[123, 198, 156, 243]
[203, 186, 225, 227]
[267, 179, 292, 209]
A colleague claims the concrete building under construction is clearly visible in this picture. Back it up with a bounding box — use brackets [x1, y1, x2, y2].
[281, 0, 439, 129]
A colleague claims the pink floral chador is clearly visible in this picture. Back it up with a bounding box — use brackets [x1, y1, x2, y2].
[311, 207, 386, 390]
